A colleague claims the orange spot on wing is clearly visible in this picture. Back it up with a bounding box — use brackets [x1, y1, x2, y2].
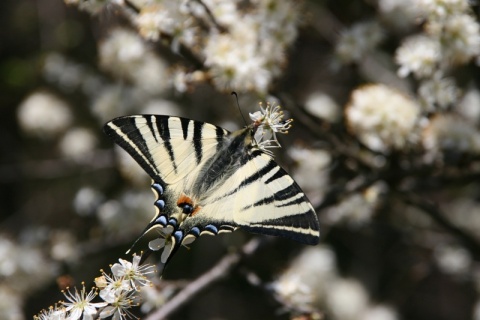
[177, 194, 193, 206]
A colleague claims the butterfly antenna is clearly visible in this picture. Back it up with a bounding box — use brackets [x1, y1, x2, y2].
[231, 91, 248, 126]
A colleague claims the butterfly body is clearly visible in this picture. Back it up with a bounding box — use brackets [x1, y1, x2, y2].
[104, 114, 320, 264]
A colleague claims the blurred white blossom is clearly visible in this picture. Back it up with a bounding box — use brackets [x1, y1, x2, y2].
[335, 21, 384, 64]
[49, 230, 78, 262]
[378, 0, 420, 30]
[436, 13, 480, 65]
[59, 127, 98, 159]
[324, 182, 386, 227]
[422, 114, 480, 157]
[0, 286, 23, 320]
[360, 305, 398, 320]
[73, 186, 104, 217]
[273, 246, 338, 312]
[288, 146, 331, 203]
[346, 84, 420, 153]
[418, 72, 459, 111]
[304, 91, 341, 123]
[97, 190, 153, 234]
[327, 278, 369, 320]
[17, 91, 72, 138]
[396, 35, 441, 78]
[434, 244, 472, 276]
[457, 87, 480, 124]
[415, 0, 471, 19]
[99, 28, 169, 94]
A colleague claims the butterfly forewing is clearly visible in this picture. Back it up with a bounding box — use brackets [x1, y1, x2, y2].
[104, 115, 229, 186]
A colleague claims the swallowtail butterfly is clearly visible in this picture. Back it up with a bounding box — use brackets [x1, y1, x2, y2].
[104, 103, 320, 265]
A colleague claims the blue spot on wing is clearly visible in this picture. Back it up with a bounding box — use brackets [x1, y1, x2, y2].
[204, 224, 218, 234]
[155, 199, 165, 209]
[190, 227, 200, 237]
[155, 215, 167, 226]
[152, 183, 163, 195]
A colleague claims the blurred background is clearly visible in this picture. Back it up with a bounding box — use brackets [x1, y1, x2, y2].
[2, 0, 480, 319]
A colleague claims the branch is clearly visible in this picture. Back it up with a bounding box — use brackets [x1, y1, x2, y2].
[402, 193, 480, 260]
[145, 238, 262, 320]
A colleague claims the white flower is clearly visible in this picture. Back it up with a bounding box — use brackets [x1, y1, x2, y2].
[0, 286, 24, 320]
[457, 87, 480, 124]
[73, 187, 104, 217]
[335, 21, 384, 64]
[414, 0, 471, 19]
[422, 114, 480, 155]
[434, 244, 471, 276]
[418, 72, 459, 111]
[345, 84, 420, 153]
[111, 255, 154, 289]
[288, 146, 331, 201]
[35, 306, 67, 320]
[304, 91, 341, 123]
[249, 102, 292, 151]
[59, 127, 98, 160]
[438, 13, 480, 65]
[327, 279, 369, 320]
[62, 285, 107, 320]
[324, 182, 386, 227]
[360, 305, 398, 320]
[395, 34, 441, 78]
[378, 0, 420, 30]
[99, 290, 136, 320]
[17, 91, 72, 138]
[273, 246, 338, 311]
[98, 273, 132, 304]
[99, 28, 169, 94]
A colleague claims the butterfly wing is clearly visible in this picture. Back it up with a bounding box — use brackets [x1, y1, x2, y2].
[184, 149, 320, 246]
[104, 115, 229, 187]
[104, 115, 320, 265]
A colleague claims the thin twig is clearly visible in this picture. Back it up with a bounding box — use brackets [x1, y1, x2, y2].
[145, 238, 261, 320]
[402, 193, 480, 260]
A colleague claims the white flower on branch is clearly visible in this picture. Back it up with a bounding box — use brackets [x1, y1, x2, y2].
[345, 84, 420, 153]
[59, 127, 98, 160]
[422, 113, 480, 157]
[335, 21, 384, 64]
[434, 13, 480, 65]
[99, 28, 169, 94]
[418, 72, 459, 111]
[395, 34, 441, 78]
[17, 91, 72, 139]
[61, 285, 107, 320]
[415, 0, 471, 19]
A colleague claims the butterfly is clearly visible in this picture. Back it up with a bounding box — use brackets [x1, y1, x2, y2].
[104, 103, 320, 265]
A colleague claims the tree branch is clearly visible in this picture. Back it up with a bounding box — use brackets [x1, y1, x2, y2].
[402, 193, 480, 260]
[145, 238, 262, 320]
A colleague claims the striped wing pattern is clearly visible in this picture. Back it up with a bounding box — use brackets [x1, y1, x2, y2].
[104, 115, 320, 264]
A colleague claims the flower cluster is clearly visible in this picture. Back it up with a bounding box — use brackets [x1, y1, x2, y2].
[345, 84, 420, 153]
[395, 0, 479, 111]
[249, 102, 293, 151]
[68, 0, 301, 93]
[34, 255, 156, 320]
[272, 246, 398, 320]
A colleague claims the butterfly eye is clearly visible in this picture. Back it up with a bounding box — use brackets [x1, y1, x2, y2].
[182, 204, 194, 214]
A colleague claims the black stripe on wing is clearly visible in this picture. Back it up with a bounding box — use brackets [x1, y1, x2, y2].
[104, 116, 166, 186]
[156, 117, 178, 173]
[241, 212, 319, 245]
